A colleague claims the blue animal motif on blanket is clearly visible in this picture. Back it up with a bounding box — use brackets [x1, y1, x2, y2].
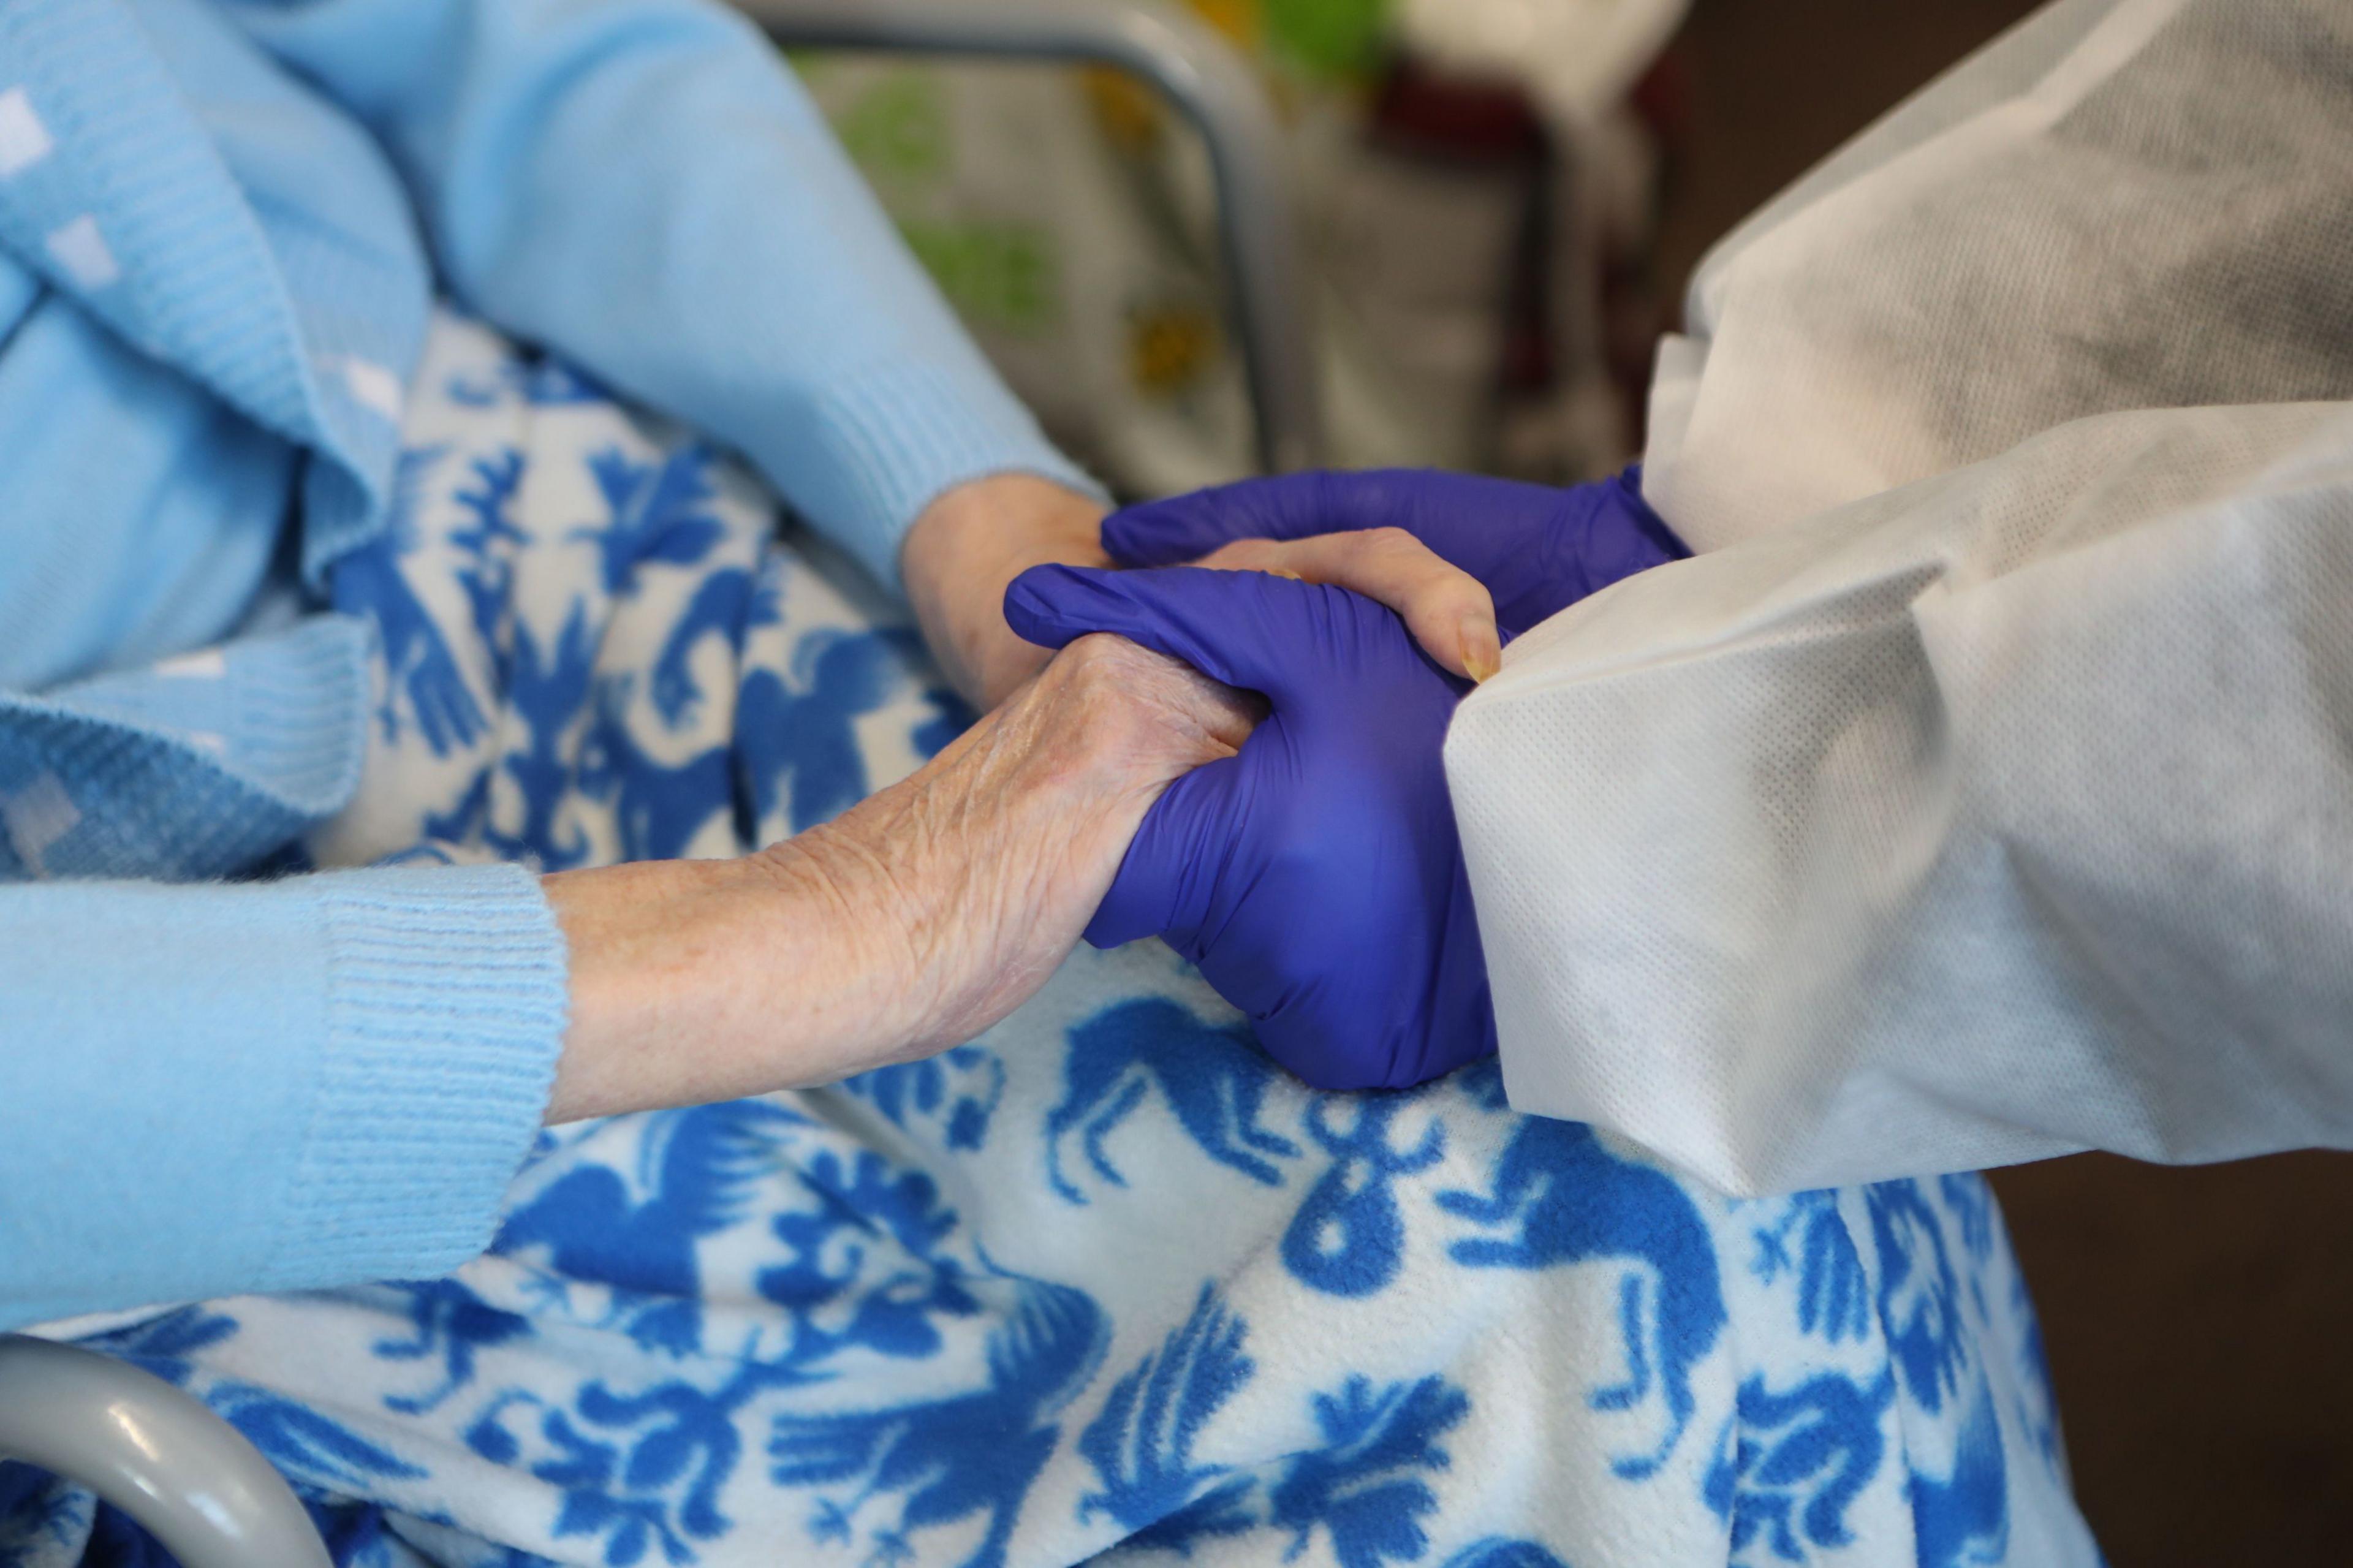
[1866, 1183, 1967, 1414]
[496, 1101, 806, 1355]
[1282, 1097, 1446, 1298]
[1708, 1371, 1893, 1565]
[1077, 1284, 1256, 1543]
[736, 627, 923, 835]
[574, 446, 728, 596]
[767, 1279, 1110, 1568]
[1267, 1376, 1471, 1568]
[1909, 1386, 2009, 1568]
[1436, 1121, 1726, 1480]
[334, 444, 485, 756]
[580, 676, 737, 862]
[1749, 1192, 1870, 1344]
[1045, 999, 1302, 1202]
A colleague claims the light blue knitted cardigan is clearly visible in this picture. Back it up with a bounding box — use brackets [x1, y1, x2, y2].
[0, 0, 1095, 1330]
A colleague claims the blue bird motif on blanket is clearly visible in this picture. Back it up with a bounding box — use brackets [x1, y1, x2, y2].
[1436, 1121, 1725, 1480]
[1282, 1096, 1446, 1298]
[574, 446, 728, 596]
[736, 627, 920, 835]
[496, 1100, 805, 1355]
[1077, 1283, 1256, 1544]
[767, 1279, 1110, 1568]
[333, 444, 485, 757]
[1045, 999, 1302, 1202]
[1268, 1376, 1470, 1568]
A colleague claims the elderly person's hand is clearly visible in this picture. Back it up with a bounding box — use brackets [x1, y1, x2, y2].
[539, 633, 1257, 1123]
[898, 474, 1115, 708]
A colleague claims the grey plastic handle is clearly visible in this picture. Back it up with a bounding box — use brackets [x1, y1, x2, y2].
[739, 0, 1325, 474]
[0, 1334, 333, 1568]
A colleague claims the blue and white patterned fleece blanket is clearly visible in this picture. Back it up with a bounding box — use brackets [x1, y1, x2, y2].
[1, 314, 2100, 1568]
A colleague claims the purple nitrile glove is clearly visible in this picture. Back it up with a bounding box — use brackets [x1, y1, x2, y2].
[1003, 562, 1493, 1091]
[1102, 464, 1688, 638]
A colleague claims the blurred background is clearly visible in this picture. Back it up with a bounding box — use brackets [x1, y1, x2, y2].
[767, 1, 2353, 1559]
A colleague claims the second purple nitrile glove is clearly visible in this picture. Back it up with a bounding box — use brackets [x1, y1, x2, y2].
[1005, 564, 1492, 1091]
[1102, 464, 1687, 638]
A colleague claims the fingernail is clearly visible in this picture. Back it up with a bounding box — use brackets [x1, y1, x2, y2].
[1268, 567, 1305, 581]
[1460, 616, 1502, 683]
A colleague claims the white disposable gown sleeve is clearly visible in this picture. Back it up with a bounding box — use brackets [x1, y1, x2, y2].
[1446, 0, 2353, 1194]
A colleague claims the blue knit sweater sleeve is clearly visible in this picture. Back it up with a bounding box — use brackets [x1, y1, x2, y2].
[0, 862, 566, 1331]
[221, 0, 1101, 592]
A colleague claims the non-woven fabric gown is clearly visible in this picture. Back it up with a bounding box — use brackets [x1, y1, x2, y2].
[1448, 0, 2353, 1195]
[0, 314, 2095, 1568]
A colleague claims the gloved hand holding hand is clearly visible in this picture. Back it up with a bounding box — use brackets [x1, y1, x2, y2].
[1006, 563, 1490, 1091]
[1102, 465, 1688, 660]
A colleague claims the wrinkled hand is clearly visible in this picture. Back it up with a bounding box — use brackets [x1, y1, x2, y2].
[901, 474, 1112, 708]
[778, 630, 1260, 1062]
[1007, 564, 1491, 1091]
[545, 632, 1256, 1121]
[1104, 465, 1688, 647]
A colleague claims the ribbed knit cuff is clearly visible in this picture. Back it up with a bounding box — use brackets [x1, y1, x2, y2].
[260, 861, 568, 1290]
[795, 357, 1107, 594]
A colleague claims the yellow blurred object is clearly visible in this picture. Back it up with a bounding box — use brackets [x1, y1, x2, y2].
[1082, 66, 1163, 151]
[1186, 0, 1261, 50]
[1125, 299, 1221, 396]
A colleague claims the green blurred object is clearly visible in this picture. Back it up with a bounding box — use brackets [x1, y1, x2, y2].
[1260, 0, 1390, 81]
[898, 217, 1062, 335]
[831, 71, 950, 186]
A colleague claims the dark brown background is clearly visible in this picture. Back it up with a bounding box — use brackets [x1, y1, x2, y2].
[1649, 4, 2353, 1561]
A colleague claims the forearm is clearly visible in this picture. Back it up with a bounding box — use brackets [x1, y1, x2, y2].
[542, 842, 909, 1123]
[547, 627, 1255, 1121]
